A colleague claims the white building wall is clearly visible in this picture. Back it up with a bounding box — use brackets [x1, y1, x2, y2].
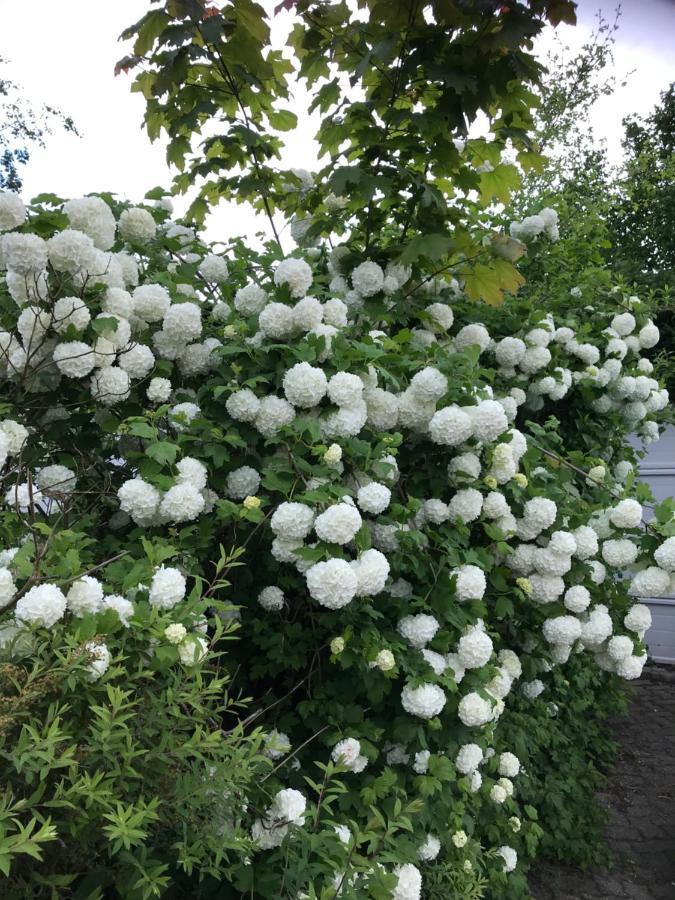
[630, 426, 675, 663]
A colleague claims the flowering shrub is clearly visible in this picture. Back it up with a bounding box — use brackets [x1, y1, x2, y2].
[0, 1, 673, 897]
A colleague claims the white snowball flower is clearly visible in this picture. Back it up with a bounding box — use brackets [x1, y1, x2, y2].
[607, 635, 634, 662]
[458, 692, 493, 726]
[0, 568, 17, 606]
[101, 594, 134, 626]
[616, 653, 647, 680]
[498, 752, 520, 778]
[255, 396, 296, 437]
[392, 863, 422, 900]
[226, 388, 260, 423]
[638, 321, 659, 349]
[401, 683, 446, 719]
[332, 738, 368, 773]
[119, 207, 156, 242]
[90, 367, 131, 407]
[356, 481, 391, 516]
[455, 323, 491, 352]
[448, 488, 483, 523]
[572, 525, 599, 560]
[448, 452, 482, 480]
[453, 564, 486, 601]
[1, 232, 47, 274]
[418, 834, 441, 862]
[292, 296, 323, 331]
[327, 372, 364, 407]
[235, 282, 268, 316]
[53, 296, 91, 333]
[163, 301, 202, 343]
[258, 586, 285, 611]
[271, 502, 314, 541]
[53, 341, 96, 378]
[178, 636, 209, 666]
[498, 846, 518, 873]
[522, 679, 545, 700]
[458, 628, 493, 668]
[67, 576, 104, 617]
[609, 499, 642, 529]
[564, 585, 591, 613]
[351, 260, 384, 297]
[429, 405, 473, 446]
[0, 191, 27, 231]
[198, 253, 229, 282]
[305, 559, 358, 609]
[602, 539, 638, 567]
[495, 336, 527, 367]
[629, 566, 670, 597]
[226, 466, 260, 500]
[132, 284, 171, 322]
[624, 603, 652, 636]
[119, 343, 155, 379]
[149, 566, 186, 610]
[542, 615, 582, 645]
[455, 743, 483, 774]
[274, 257, 313, 298]
[283, 362, 327, 408]
[467, 400, 508, 442]
[314, 503, 362, 544]
[15, 584, 67, 628]
[47, 229, 97, 273]
[398, 614, 440, 649]
[147, 377, 172, 404]
[350, 548, 389, 596]
[654, 537, 675, 572]
[259, 302, 295, 339]
[410, 367, 448, 402]
[159, 483, 205, 523]
[85, 641, 111, 680]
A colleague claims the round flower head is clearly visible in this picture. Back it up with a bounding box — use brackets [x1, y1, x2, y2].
[498, 752, 520, 777]
[350, 548, 389, 596]
[258, 586, 284, 611]
[149, 566, 186, 610]
[259, 302, 295, 339]
[2, 232, 48, 274]
[429, 405, 473, 446]
[453, 564, 486, 602]
[274, 257, 313, 298]
[159, 483, 205, 523]
[331, 738, 367, 773]
[226, 388, 260, 423]
[283, 362, 327, 408]
[327, 372, 364, 407]
[351, 260, 384, 297]
[178, 635, 209, 666]
[564, 585, 591, 613]
[214, 458, 254, 497]
[418, 834, 441, 862]
[458, 628, 493, 668]
[102, 594, 134, 626]
[401, 683, 446, 719]
[47, 229, 97, 273]
[602, 539, 638, 567]
[64, 196, 116, 249]
[624, 603, 652, 636]
[314, 503, 362, 545]
[409, 366, 448, 402]
[609, 498, 642, 529]
[455, 323, 491, 353]
[90, 367, 131, 407]
[255, 396, 295, 437]
[305, 558, 358, 609]
[356, 482, 391, 514]
[119, 207, 156, 243]
[448, 488, 483, 523]
[53, 296, 91, 333]
[271, 502, 314, 541]
[0, 191, 27, 231]
[498, 846, 517, 873]
[292, 296, 323, 331]
[398, 614, 440, 649]
[455, 743, 483, 774]
[234, 282, 268, 316]
[53, 342, 96, 378]
[458, 692, 493, 726]
[85, 641, 111, 680]
[629, 566, 670, 597]
[654, 536, 675, 572]
[117, 477, 160, 526]
[15, 584, 66, 628]
[198, 253, 229, 282]
[67, 576, 104, 617]
[391, 863, 422, 900]
[132, 284, 171, 322]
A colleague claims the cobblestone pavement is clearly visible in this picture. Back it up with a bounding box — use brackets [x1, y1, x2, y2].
[529, 668, 675, 900]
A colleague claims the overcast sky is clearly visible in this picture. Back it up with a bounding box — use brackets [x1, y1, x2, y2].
[1, 0, 674, 246]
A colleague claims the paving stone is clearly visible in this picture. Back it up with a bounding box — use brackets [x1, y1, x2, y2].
[529, 673, 675, 899]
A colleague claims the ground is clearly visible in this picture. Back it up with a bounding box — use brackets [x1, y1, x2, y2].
[529, 666, 675, 900]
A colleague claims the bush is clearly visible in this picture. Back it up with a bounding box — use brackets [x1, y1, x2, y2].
[0, 1, 672, 897]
